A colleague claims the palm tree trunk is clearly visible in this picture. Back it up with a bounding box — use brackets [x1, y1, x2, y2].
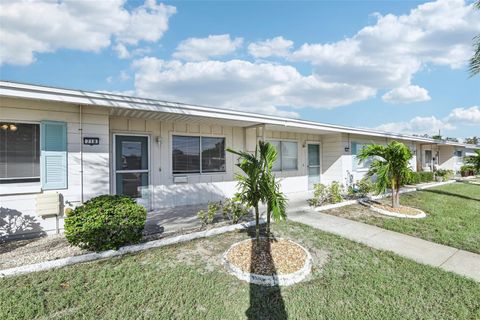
[254, 204, 260, 244]
[392, 179, 400, 208]
[266, 204, 271, 239]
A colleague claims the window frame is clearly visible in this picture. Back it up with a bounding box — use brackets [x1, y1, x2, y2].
[171, 133, 227, 175]
[0, 121, 41, 185]
[267, 139, 299, 172]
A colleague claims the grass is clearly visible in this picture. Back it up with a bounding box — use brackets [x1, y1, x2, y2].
[325, 182, 480, 253]
[1, 222, 479, 319]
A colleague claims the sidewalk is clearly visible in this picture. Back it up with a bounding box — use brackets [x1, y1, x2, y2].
[288, 208, 480, 282]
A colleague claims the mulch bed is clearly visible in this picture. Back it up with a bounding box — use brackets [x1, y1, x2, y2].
[226, 238, 307, 275]
[373, 203, 424, 215]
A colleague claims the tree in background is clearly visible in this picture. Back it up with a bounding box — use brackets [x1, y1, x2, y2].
[470, 1, 480, 76]
[464, 136, 479, 145]
[357, 141, 413, 208]
[466, 150, 480, 174]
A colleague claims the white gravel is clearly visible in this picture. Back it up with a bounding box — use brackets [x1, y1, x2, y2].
[0, 235, 87, 269]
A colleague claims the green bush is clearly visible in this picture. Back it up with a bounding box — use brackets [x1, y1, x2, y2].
[357, 177, 375, 197]
[222, 198, 249, 224]
[307, 183, 328, 206]
[436, 169, 454, 181]
[197, 202, 221, 225]
[329, 181, 344, 203]
[407, 171, 434, 184]
[460, 165, 476, 177]
[64, 195, 147, 251]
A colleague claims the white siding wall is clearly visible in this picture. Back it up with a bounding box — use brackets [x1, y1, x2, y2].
[0, 97, 110, 239]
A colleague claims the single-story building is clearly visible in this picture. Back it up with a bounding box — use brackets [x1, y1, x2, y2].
[1, 81, 478, 239]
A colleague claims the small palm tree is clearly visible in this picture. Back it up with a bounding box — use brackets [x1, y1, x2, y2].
[228, 141, 287, 242]
[357, 141, 413, 208]
[466, 149, 480, 174]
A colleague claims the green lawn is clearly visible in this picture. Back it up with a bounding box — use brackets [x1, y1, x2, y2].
[325, 182, 480, 254]
[1, 222, 479, 319]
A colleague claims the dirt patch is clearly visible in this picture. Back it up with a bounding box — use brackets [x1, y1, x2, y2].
[226, 238, 308, 275]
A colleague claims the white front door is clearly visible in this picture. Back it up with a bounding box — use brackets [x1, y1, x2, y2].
[307, 144, 321, 190]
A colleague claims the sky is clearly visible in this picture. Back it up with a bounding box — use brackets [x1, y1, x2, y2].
[1, 0, 479, 140]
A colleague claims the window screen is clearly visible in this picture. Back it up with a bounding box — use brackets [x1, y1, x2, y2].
[202, 137, 225, 172]
[172, 136, 200, 174]
[269, 140, 298, 171]
[172, 135, 226, 174]
[0, 123, 40, 183]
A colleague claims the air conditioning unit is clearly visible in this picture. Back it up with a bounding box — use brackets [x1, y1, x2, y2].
[36, 192, 61, 217]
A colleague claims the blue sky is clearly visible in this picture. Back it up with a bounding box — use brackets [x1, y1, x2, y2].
[1, 0, 479, 139]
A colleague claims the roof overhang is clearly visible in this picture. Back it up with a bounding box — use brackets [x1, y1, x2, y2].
[1, 80, 478, 149]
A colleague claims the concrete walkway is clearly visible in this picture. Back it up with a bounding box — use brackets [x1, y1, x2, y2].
[288, 208, 480, 282]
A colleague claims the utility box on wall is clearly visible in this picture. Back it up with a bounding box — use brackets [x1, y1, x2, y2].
[36, 192, 61, 217]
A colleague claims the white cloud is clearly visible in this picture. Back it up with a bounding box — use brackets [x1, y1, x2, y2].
[114, 43, 130, 59]
[172, 34, 243, 61]
[445, 106, 480, 125]
[248, 36, 294, 58]
[376, 105, 479, 135]
[0, 0, 176, 65]
[376, 116, 454, 135]
[382, 85, 431, 103]
[132, 57, 375, 116]
[290, 0, 480, 91]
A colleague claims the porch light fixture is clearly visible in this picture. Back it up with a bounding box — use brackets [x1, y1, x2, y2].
[344, 146, 350, 152]
[0, 123, 17, 131]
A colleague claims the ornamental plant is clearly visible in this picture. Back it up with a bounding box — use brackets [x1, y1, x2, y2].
[65, 195, 147, 251]
[357, 141, 413, 208]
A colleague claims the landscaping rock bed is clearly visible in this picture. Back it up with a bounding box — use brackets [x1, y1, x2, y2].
[223, 237, 312, 286]
[361, 200, 426, 219]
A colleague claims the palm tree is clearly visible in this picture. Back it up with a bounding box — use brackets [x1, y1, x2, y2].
[466, 149, 480, 174]
[357, 141, 413, 208]
[228, 141, 287, 242]
[470, 1, 480, 76]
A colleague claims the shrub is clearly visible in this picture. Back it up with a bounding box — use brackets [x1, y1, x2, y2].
[329, 181, 343, 203]
[222, 198, 249, 224]
[357, 177, 374, 197]
[307, 183, 328, 206]
[460, 165, 476, 177]
[407, 171, 434, 184]
[436, 169, 454, 181]
[197, 202, 221, 225]
[64, 195, 147, 251]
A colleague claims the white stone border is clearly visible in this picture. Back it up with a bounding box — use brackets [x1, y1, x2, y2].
[0, 219, 266, 278]
[222, 238, 312, 287]
[360, 201, 426, 219]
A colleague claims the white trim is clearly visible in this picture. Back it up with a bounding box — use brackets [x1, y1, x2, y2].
[112, 133, 151, 210]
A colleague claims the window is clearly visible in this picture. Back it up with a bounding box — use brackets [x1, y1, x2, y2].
[354, 143, 374, 171]
[172, 135, 225, 174]
[269, 140, 298, 171]
[0, 123, 40, 184]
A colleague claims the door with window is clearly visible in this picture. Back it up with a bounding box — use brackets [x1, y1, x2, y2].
[115, 135, 150, 209]
[424, 150, 432, 170]
[307, 144, 321, 190]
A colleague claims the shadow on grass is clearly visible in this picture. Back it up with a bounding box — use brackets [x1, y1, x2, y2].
[421, 189, 480, 202]
[245, 226, 287, 320]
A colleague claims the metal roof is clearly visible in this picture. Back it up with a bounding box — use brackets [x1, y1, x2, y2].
[0, 80, 477, 148]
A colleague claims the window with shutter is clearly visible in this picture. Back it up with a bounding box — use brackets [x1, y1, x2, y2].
[41, 121, 67, 190]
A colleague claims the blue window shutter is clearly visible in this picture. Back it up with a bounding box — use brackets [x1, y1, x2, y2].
[41, 121, 67, 190]
[351, 142, 358, 171]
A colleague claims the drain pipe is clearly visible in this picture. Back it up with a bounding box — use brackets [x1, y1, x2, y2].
[79, 105, 84, 203]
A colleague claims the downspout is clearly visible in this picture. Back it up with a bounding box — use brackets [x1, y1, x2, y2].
[79, 105, 84, 203]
